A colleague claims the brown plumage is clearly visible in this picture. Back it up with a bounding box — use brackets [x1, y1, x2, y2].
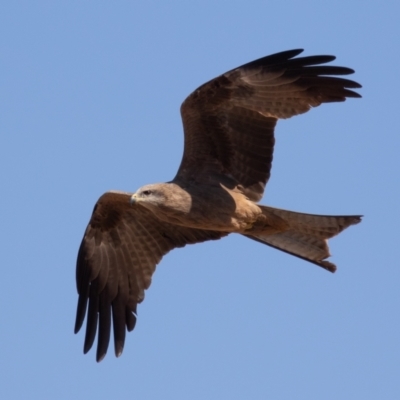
[75, 49, 362, 361]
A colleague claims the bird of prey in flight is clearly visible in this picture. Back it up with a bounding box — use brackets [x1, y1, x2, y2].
[74, 49, 362, 361]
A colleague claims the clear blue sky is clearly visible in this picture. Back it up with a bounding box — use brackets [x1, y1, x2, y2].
[1, 1, 399, 399]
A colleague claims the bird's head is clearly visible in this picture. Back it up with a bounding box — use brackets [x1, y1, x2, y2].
[130, 183, 168, 210]
[130, 182, 192, 217]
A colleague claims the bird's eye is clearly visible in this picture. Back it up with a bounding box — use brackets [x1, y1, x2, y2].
[142, 190, 152, 196]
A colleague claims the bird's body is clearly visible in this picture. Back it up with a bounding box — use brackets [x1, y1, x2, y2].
[75, 49, 362, 361]
[132, 182, 263, 232]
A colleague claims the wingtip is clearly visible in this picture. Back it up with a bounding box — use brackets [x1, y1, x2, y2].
[269, 48, 305, 62]
[319, 260, 337, 273]
[83, 342, 92, 355]
[114, 341, 125, 358]
[74, 317, 84, 335]
[352, 215, 363, 225]
[96, 343, 108, 362]
[287, 48, 304, 57]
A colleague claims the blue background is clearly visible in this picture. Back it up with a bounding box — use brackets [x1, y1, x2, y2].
[1, 1, 399, 399]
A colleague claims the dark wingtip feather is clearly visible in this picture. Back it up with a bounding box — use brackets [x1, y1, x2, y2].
[302, 55, 336, 64]
[341, 89, 362, 99]
[115, 341, 124, 358]
[350, 215, 363, 224]
[112, 300, 127, 357]
[83, 322, 97, 354]
[74, 295, 87, 334]
[238, 49, 304, 70]
[96, 300, 111, 362]
[319, 260, 337, 273]
[83, 290, 99, 354]
[330, 66, 355, 75]
[268, 48, 304, 61]
[126, 308, 137, 332]
[96, 346, 108, 363]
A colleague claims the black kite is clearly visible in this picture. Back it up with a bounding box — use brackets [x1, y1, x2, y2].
[75, 49, 362, 361]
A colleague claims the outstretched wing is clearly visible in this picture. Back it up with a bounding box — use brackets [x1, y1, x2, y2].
[176, 49, 361, 201]
[75, 191, 226, 361]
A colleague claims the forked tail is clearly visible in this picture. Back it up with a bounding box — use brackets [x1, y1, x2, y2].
[245, 206, 362, 272]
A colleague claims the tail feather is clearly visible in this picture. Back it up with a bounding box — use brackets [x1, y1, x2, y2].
[246, 206, 362, 272]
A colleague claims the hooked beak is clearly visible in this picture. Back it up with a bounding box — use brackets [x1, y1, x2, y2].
[130, 193, 138, 205]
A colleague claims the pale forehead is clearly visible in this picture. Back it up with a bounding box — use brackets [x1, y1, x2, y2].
[137, 183, 165, 191]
